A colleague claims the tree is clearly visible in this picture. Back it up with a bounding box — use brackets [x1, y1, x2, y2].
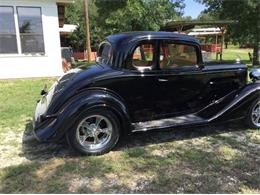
[65, 0, 184, 51]
[197, 12, 216, 21]
[65, 0, 99, 51]
[95, 0, 184, 33]
[197, 0, 260, 65]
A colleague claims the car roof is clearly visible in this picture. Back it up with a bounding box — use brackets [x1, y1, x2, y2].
[106, 31, 199, 46]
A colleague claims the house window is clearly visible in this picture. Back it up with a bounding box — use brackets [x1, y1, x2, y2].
[0, 6, 18, 54]
[17, 7, 45, 54]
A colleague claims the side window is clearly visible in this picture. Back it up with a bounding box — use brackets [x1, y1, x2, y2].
[97, 42, 112, 64]
[128, 43, 154, 71]
[160, 42, 198, 69]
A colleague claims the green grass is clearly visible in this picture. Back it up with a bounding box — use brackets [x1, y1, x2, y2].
[223, 45, 252, 61]
[0, 46, 260, 193]
[210, 45, 254, 67]
[0, 79, 56, 129]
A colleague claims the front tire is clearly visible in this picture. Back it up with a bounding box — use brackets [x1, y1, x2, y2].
[67, 108, 120, 155]
[246, 98, 260, 129]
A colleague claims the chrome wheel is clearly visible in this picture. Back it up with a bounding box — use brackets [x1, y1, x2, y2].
[251, 101, 260, 127]
[76, 115, 113, 150]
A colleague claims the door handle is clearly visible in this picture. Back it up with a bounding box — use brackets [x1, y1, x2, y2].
[158, 78, 168, 82]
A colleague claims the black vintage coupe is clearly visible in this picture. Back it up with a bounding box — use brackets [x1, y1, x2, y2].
[34, 32, 260, 155]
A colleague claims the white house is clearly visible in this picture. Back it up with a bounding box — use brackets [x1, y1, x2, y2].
[0, 0, 74, 79]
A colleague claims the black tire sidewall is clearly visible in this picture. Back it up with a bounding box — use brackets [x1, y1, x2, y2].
[246, 98, 260, 129]
[67, 108, 120, 155]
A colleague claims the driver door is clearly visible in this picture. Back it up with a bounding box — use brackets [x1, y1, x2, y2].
[153, 40, 206, 118]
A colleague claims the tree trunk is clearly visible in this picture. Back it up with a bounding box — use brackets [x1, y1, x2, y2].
[253, 14, 260, 66]
[225, 42, 228, 49]
[253, 44, 259, 65]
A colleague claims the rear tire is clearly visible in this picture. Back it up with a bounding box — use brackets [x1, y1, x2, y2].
[67, 108, 120, 155]
[246, 98, 260, 129]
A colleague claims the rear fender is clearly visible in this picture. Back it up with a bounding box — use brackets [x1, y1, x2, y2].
[51, 89, 131, 140]
[209, 82, 260, 122]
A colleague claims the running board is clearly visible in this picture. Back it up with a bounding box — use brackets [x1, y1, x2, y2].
[132, 114, 206, 132]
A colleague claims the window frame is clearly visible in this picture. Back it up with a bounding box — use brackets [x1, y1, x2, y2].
[0, 5, 46, 56]
[0, 6, 18, 54]
[124, 40, 157, 72]
[16, 6, 45, 54]
[158, 40, 201, 72]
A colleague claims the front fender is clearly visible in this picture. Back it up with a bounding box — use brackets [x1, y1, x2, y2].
[39, 89, 131, 141]
[209, 82, 260, 122]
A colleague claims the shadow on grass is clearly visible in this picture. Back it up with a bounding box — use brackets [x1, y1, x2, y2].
[118, 121, 249, 149]
[21, 118, 249, 161]
[0, 119, 258, 193]
[21, 119, 76, 161]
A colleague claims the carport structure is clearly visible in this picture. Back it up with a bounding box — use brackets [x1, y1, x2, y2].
[161, 20, 238, 60]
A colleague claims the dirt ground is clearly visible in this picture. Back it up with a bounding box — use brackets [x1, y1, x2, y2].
[0, 118, 260, 193]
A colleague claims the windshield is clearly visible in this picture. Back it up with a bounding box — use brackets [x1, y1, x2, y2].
[97, 42, 112, 64]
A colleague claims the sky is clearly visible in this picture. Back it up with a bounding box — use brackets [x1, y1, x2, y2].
[183, 0, 206, 19]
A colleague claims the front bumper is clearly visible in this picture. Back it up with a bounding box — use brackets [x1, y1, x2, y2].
[33, 84, 58, 142]
[33, 100, 58, 142]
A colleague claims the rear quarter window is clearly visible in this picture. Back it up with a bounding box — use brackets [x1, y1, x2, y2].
[97, 42, 112, 64]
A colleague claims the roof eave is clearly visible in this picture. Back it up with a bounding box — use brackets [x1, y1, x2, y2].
[56, 0, 74, 4]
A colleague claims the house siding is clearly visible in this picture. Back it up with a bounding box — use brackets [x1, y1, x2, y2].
[0, 0, 64, 79]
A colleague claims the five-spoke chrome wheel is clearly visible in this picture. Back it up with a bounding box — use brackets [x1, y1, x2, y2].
[251, 101, 260, 127]
[67, 109, 120, 155]
[76, 115, 113, 150]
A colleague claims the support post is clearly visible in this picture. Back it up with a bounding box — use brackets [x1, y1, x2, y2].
[84, 0, 91, 62]
[215, 34, 218, 60]
[220, 27, 225, 61]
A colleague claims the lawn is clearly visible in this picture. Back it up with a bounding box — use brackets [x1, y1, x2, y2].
[0, 46, 260, 193]
[223, 45, 252, 61]
[211, 45, 253, 66]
